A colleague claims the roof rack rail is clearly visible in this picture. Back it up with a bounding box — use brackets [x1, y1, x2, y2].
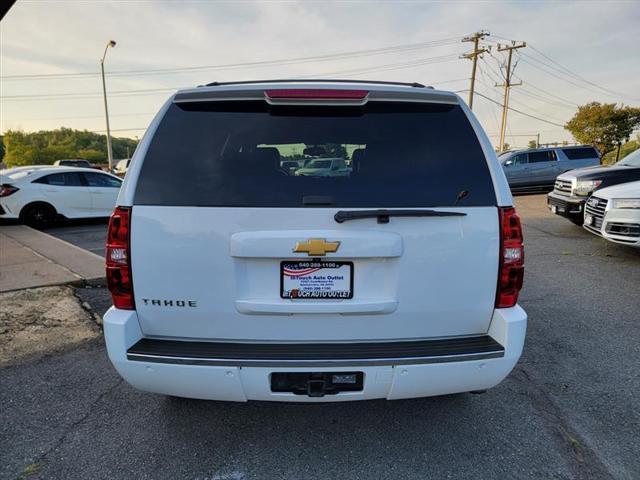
[203, 79, 429, 88]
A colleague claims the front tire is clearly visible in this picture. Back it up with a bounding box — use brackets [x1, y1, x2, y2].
[20, 203, 56, 229]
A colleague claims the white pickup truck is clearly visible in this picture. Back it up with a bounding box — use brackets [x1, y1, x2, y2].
[103, 80, 527, 402]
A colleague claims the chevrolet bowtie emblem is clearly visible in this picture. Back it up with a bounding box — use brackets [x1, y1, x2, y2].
[293, 238, 341, 256]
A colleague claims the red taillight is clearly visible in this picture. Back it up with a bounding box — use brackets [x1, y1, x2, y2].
[106, 206, 134, 309]
[0, 184, 19, 197]
[265, 89, 368, 100]
[496, 207, 524, 308]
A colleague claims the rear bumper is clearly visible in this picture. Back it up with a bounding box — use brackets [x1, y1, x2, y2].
[0, 200, 19, 219]
[104, 306, 527, 402]
[546, 192, 585, 220]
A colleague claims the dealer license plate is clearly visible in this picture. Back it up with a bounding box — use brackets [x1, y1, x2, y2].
[281, 261, 353, 299]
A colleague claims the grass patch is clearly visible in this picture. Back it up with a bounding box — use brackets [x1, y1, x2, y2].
[18, 462, 42, 479]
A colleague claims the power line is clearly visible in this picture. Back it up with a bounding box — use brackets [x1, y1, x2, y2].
[92, 127, 147, 133]
[522, 81, 580, 107]
[511, 79, 578, 108]
[477, 65, 502, 135]
[303, 54, 461, 79]
[526, 45, 639, 101]
[511, 86, 576, 111]
[0, 88, 176, 102]
[1, 87, 176, 100]
[517, 53, 640, 102]
[474, 92, 565, 127]
[479, 57, 504, 85]
[0, 54, 463, 102]
[0, 37, 461, 81]
[6, 111, 156, 122]
[507, 95, 566, 124]
[490, 33, 639, 102]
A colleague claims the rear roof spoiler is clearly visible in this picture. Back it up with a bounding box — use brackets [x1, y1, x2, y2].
[203, 79, 430, 88]
[173, 80, 459, 106]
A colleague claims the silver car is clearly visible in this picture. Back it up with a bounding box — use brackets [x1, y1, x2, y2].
[500, 145, 600, 190]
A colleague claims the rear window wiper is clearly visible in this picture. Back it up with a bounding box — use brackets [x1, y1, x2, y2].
[334, 209, 467, 224]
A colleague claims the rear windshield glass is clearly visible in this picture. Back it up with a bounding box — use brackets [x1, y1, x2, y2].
[562, 147, 598, 160]
[135, 101, 496, 207]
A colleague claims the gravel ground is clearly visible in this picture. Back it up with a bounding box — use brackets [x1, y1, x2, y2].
[1, 194, 639, 480]
[0, 286, 100, 367]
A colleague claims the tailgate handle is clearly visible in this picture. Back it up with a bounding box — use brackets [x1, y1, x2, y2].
[334, 209, 466, 224]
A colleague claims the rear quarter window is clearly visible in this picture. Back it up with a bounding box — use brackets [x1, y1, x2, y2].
[135, 100, 497, 208]
[562, 147, 599, 160]
[33, 172, 85, 186]
[528, 150, 556, 163]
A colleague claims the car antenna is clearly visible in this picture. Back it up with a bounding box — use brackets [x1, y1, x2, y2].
[454, 190, 469, 206]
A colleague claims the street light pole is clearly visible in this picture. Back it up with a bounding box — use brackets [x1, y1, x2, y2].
[100, 40, 116, 172]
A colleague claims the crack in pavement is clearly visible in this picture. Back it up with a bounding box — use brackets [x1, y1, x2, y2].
[33, 378, 124, 468]
[512, 366, 615, 480]
[71, 288, 104, 329]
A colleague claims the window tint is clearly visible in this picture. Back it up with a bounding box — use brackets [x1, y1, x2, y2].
[513, 154, 528, 165]
[135, 101, 496, 207]
[528, 150, 556, 163]
[34, 172, 85, 186]
[83, 172, 122, 188]
[562, 147, 598, 160]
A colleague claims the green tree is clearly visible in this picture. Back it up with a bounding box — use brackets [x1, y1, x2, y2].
[527, 140, 537, 149]
[565, 102, 640, 159]
[2, 128, 138, 167]
[322, 143, 348, 158]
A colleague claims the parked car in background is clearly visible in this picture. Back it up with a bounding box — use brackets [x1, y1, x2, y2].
[547, 148, 640, 225]
[295, 157, 350, 177]
[0, 166, 122, 228]
[0, 165, 51, 175]
[53, 159, 93, 168]
[103, 79, 526, 403]
[583, 180, 640, 247]
[280, 160, 300, 175]
[500, 145, 600, 191]
[114, 159, 131, 176]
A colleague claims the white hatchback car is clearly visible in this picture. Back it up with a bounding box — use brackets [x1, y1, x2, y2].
[584, 180, 640, 247]
[103, 80, 527, 402]
[0, 166, 122, 227]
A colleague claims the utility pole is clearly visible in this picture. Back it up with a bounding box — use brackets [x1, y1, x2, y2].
[101, 40, 117, 172]
[536, 133, 540, 148]
[461, 31, 490, 110]
[496, 41, 526, 152]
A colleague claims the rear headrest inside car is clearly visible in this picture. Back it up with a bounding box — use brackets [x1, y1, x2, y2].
[351, 148, 366, 172]
[252, 147, 281, 172]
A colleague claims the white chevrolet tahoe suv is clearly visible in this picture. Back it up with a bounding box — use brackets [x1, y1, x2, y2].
[104, 80, 527, 402]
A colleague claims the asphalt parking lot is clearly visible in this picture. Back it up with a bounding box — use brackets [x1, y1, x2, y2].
[2, 194, 639, 480]
[43, 219, 109, 257]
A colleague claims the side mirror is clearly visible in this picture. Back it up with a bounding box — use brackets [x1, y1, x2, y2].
[504, 160, 513, 167]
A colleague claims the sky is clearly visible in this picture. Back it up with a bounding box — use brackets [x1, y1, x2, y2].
[1, 0, 639, 149]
